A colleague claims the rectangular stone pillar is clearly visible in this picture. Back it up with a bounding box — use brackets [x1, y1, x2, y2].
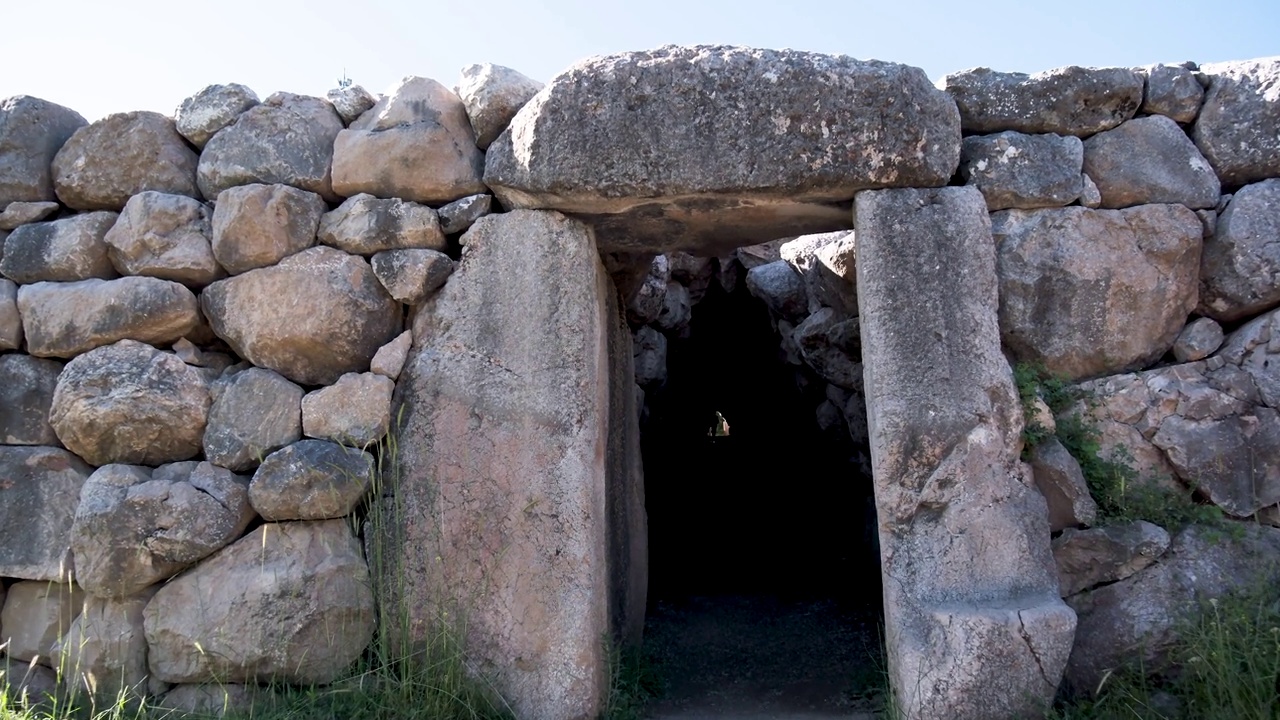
[855, 187, 1076, 719]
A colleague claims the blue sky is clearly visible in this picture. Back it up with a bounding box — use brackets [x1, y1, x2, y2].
[4, 0, 1277, 121]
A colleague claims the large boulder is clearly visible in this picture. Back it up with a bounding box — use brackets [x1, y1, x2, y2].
[456, 63, 544, 149]
[940, 66, 1143, 137]
[370, 248, 455, 305]
[1198, 179, 1280, 322]
[0, 446, 91, 581]
[201, 246, 402, 385]
[49, 340, 211, 466]
[197, 92, 344, 201]
[1028, 437, 1097, 532]
[1139, 63, 1204, 124]
[780, 231, 859, 315]
[1193, 58, 1280, 186]
[210, 183, 325, 275]
[248, 440, 374, 521]
[855, 185, 1073, 719]
[1082, 115, 1220, 209]
[202, 367, 303, 472]
[17, 277, 201, 358]
[52, 111, 200, 211]
[104, 191, 224, 286]
[143, 520, 376, 685]
[54, 594, 153, 700]
[174, 83, 259, 149]
[0, 354, 62, 445]
[1, 212, 119, 283]
[331, 76, 486, 204]
[71, 462, 254, 598]
[958, 131, 1083, 210]
[326, 84, 376, 125]
[1053, 522, 1170, 597]
[485, 46, 960, 253]
[301, 372, 393, 447]
[744, 260, 807, 322]
[993, 204, 1202, 381]
[0, 95, 87, 207]
[317, 194, 447, 255]
[1, 581, 84, 665]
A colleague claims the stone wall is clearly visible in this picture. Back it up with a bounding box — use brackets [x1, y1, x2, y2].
[1, 46, 1279, 719]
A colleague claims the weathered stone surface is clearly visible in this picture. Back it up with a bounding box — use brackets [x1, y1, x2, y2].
[437, 193, 492, 235]
[370, 248, 455, 305]
[457, 63, 545, 149]
[52, 112, 199, 211]
[197, 93, 343, 202]
[653, 281, 691, 333]
[958, 131, 1083, 210]
[0, 446, 91, 580]
[0, 278, 18, 349]
[625, 254, 669, 325]
[0, 200, 59, 230]
[370, 330, 412, 380]
[1078, 173, 1102, 208]
[54, 593, 153, 698]
[318, 194, 446, 255]
[1029, 437, 1097, 532]
[1053, 522, 1170, 597]
[1198, 179, 1280, 322]
[2, 581, 84, 665]
[159, 684, 266, 717]
[175, 84, 259, 149]
[1173, 317, 1224, 362]
[1, 212, 118, 283]
[1, 663, 58, 710]
[301, 372, 393, 447]
[326, 84, 376, 125]
[486, 46, 959, 254]
[144, 520, 375, 684]
[1139, 63, 1204, 123]
[0, 96, 87, 207]
[780, 231, 854, 315]
[104, 191, 223, 286]
[18, 277, 200, 358]
[993, 204, 1202, 381]
[72, 462, 253, 597]
[1082, 116, 1220, 209]
[210, 183, 324, 275]
[856, 186, 1073, 719]
[202, 367, 302, 472]
[0, 354, 62, 445]
[633, 325, 667, 387]
[745, 260, 807, 322]
[332, 76, 485, 204]
[202, 246, 402, 385]
[1193, 58, 1280, 186]
[391, 210, 616, 719]
[1066, 525, 1280, 691]
[249, 440, 373, 521]
[49, 340, 210, 466]
[1217, 306, 1280, 409]
[668, 252, 716, 305]
[736, 239, 785, 270]
[794, 308, 862, 390]
[941, 66, 1143, 137]
[1157, 409, 1280, 517]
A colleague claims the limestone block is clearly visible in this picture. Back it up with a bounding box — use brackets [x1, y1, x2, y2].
[1198, 179, 1280, 322]
[0, 446, 91, 581]
[1, 212, 118, 283]
[457, 63, 544, 149]
[1053, 522, 1170, 597]
[0, 354, 62, 445]
[104, 191, 224, 286]
[326, 84, 376, 125]
[17, 276, 201, 358]
[202, 367, 303, 472]
[370, 248, 455, 305]
[1082, 115, 1220, 209]
[370, 330, 412, 380]
[0, 95, 86, 207]
[175, 83, 259, 149]
[318, 193, 446, 256]
[52, 112, 199, 210]
[941, 65, 1143, 136]
[958, 131, 1083, 210]
[301, 372, 393, 447]
[248, 440, 373, 521]
[1193, 58, 1280, 185]
[210, 183, 325, 275]
[2, 581, 84, 665]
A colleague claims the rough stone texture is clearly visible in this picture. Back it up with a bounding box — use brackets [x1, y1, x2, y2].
[958, 131, 1083, 210]
[855, 186, 1073, 719]
[159, 684, 265, 717]
[202, 246, 402, 385]
[175, 83, 260, 149]
[197, 93, 344, 202]
[1, 211, 118, 283]
[18, 277, 200, 358]
[1139, 63, 1204, 123]
[203, 367, 303, 472]
[780, 231, 858, 315]
[1198, 179, 1280, 322]
[1, 581, 84, 665]
[2, 663, 58, 709]
[143, 520, 375, 684]
[1028, 437, 1097, 532]
[794, 308, 862, 390]
[370, 248, 455, 305]
[0, 278, 19, 350]
[249, 440, 373, 521]
[326, 84, 376, 125]
[0, 354, 62, 445]
[52, 112, 199, 211]
[653, 281, 691, 333]
[318, 194, 447, 255]
[390, 210, 615, 719]
[626, 255, 669, 325]
[1082, 116, 1220, 209]
[1078, 173, 1102, 208]
[210, 183, 325, 275]
[437, 193, 493, 234]
[1173, 317, 1225, 362]
[0, 201, 59, 230]
[0, 96, 86, 206]
[49, 340, 210, 466]
[992, 204, 1202, 381]
[668, 252, 716, 305]
[1193, 58, 1280, 186]
[941, 66, 1143, 137]
[54, 593, 154, 698]
[736, 239, 785, 270]
[486, 46, 959, 254]
[457, 63, 545, 149]
[745, 260, 807, 322]
[301, 372, 394, 447]
[1066, 525, 1280, 691]
[104, 191, 224, 286]
[633, 325, 667, 387]
[370, 330, 412, 380]
[72, 462, 254, 597]
[1052, 522, 1170, 597]
[0, 446, 91, 580]
[332, 76, 486, 204]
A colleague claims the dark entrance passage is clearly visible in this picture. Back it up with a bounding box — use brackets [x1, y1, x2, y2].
[637, 275, 885, 718]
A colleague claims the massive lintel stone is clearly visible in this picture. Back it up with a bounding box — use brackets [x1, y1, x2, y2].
[485, 46, 960, 254]
[0, 446, 91, 581]
[855, 186, 1074, 719]
[1193, 58, 1280, 186]
[940, 66, 1143, 137]
[390, 210, 620, 719]
[0, 95, 87, 207]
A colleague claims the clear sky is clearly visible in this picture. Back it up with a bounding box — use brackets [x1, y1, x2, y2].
[4, 0, 1277, 121]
